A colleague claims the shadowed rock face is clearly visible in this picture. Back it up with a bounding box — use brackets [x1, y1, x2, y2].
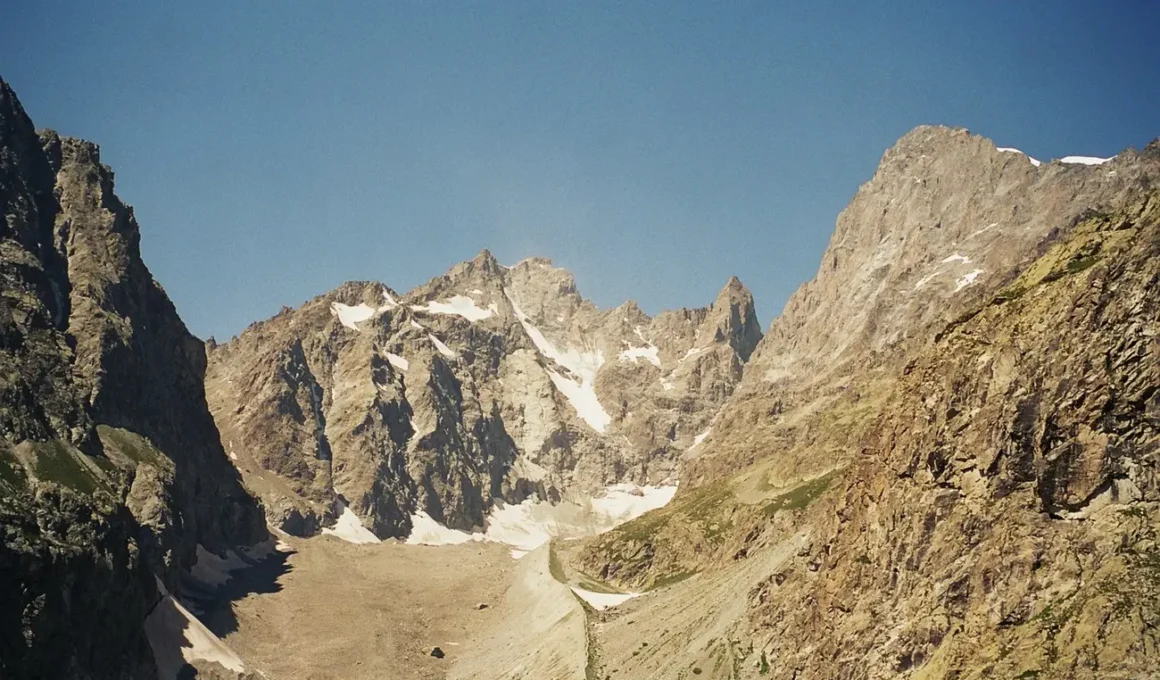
[206, 251, 763, 538]
[0, 76, 266, 678]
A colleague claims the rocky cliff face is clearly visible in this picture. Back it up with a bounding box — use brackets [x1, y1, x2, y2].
[205, 253, 762, 537]
[684, 126, 1160, 488]
[575, 130, 1160, 678]
[0, 77, 266, 678]
[746, 190, 1160, 679]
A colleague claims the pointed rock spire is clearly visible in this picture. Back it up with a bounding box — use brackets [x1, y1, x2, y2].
[698, 276, 762, 362]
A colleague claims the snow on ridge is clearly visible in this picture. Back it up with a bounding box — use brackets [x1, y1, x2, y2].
[1060, 155, 1113, 166]
[429, 334, 458, 359]
[385, 352, 409, 371]
[954, 269, 985, 292]
[380, 290, 400, 311]
[505, 289, 611, 432]
[997, 147, 1043, 167]
[322, 505, 381, 544]
[331, 302, 376, 331]
[411, 294, 497, 322]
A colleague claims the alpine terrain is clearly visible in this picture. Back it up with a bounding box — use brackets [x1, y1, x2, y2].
[0, 72, 1156, 680]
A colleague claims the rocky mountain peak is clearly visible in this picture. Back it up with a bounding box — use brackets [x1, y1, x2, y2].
[744, 125, 1160, 388]
[696, 276, 761, 362]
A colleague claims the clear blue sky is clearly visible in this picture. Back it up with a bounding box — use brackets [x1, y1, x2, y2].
[3, 2, 1158, 340]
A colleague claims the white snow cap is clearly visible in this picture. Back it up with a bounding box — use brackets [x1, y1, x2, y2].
[1059, 155, 1113, 166]
[331, 302, 376, 331]
[411, 294, 497, 322]
[997, 147, 1042, 167]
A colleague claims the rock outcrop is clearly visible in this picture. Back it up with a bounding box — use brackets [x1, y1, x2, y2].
[0, 76, 266, 678]
[205, 253, 762, 537]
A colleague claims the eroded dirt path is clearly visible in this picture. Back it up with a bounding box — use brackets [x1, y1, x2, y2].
[204, 536, 516, 680]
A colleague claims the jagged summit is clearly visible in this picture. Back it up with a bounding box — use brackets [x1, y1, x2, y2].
[205, 248, 764, 538]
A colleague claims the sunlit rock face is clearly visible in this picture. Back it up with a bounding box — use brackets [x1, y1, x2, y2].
[206, 251, 760, 538]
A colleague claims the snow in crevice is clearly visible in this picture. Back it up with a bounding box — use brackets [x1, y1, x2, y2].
[913, 270, 943, 290]
[405, 483, 678, 555]
[322, 505, 381, 544]
[331, 302, 376, 330]
[379, 289, 400, 311]
[429, 334, 458, 359]
[681, 346, 706, 361]
[1060, 155, 1113, 166]
[688, 429, 711, 451]
[954, 269, 985, 292]
[504, 289, 611, 432]
[410, 319, 424, 331]
[965, 222, 1000, 240]
[411, 295, 497, 322]
[385, 352, 409, 371]
[997, 147, 1042, 167]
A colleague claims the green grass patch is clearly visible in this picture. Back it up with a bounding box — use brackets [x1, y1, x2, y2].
[0, 449, 26, 489]
[30, 439, 103, 494]
[97, 425, 170, 470]
[762, 470, 837, 517]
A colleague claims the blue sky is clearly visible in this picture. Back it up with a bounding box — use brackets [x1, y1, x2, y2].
[3, 1, 1158, 340]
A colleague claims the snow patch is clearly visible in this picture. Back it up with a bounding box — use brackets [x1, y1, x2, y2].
[954, 269, 985, 292]
[1060, 155, 1113, 166]
[188, 546, 248, 588]
[410, 319, 424, 330]
[429, 334, 458, 359]
[689, 429, 711, 450]
[913, 270, 942, 290]
[412, 295, 496, 322]
[997, 147, 1042, 167]
[322, 506, 381, 544]
[660, 378, 675, 391]
[331, 302, 376, 331]
[619, 344, 661, 367]
[547, 370, 611, 432]
[505, 289, 611, 432]
[385, 352, 409, 371]
[569, 587, 639, 611]
[941, 253, 971, 265]
[405, 483, 678, 553]
[379, 290, 400, 311]
[407, 511, 478, 545]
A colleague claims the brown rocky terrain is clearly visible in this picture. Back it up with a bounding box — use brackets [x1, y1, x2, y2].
[0, 76, 266, 678]
[205, 253, 761, 538]
[572, 132, 1160, 678]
